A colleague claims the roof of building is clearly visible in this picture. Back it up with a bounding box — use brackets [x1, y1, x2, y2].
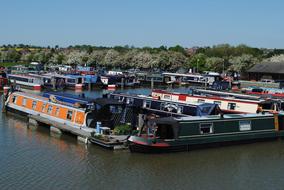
[248, 62, 284, 74]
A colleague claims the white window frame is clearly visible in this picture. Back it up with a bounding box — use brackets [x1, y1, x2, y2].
[199, 123, 214, 134]
[22, 98, 27, 107]
[239, 120, 251, 131]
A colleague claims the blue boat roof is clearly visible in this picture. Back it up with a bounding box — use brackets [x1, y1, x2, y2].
[65, 74, 84, 78]
[42, 92, 95, 105]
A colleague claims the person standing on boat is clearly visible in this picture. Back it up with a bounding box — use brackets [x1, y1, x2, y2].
[146, 114, 157, 137]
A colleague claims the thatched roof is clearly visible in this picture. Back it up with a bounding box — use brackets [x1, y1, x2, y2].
[248, 62, 284, 74]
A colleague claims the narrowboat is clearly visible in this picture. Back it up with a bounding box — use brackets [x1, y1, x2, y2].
[64, 74, 85, 90]
[7, 74, 42, 90]
[5, 91, 94, 134]
[162, 72, 221, 86]
[152, 89, 281, 114]
[4, 91, 131, 135]
[100, 74, 124, 86]
[116, 76, 140, 87]
[28, 73, 65, 90]
[162, 72, 205, 85]
[128, 113, 284, 153]
[38, 73, 85, 90]
[135, 72, 164, 85]
[109, 92, 221, 117]
[145, 73, 164, 84]
[243, 86, 284, 98]
[9, 65, 29, 74]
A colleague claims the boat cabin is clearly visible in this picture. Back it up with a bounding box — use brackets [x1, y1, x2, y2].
[109, 93, 221, 117]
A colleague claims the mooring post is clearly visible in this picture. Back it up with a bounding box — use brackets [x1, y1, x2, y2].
[121, 77, 124, 89]
[51, 77, 56, 90]
[1, 94, 6, 113]
[88, 82, 92, 90]
[151, 78, 154, 89]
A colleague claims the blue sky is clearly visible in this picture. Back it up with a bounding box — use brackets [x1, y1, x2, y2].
[0, 0, 283, 48]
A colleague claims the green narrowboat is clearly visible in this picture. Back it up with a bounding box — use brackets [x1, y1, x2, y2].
[128, 113, 284, 153]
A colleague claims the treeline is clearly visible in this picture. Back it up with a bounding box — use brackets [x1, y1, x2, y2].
[0, 44, 283, 73]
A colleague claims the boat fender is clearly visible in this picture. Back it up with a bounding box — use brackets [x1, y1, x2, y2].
[50, 95, 57, 103]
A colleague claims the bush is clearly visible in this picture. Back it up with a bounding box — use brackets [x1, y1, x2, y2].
[113, 124, 132, 135]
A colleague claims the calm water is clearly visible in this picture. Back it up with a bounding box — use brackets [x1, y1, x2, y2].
[1, 87, 284, 190]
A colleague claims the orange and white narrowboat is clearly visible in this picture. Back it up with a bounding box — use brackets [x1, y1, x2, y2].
[4, 91, 129, 134]
[5, 91, 93, 131]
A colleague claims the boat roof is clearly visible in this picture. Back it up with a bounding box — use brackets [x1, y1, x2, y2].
[13, 91, 50, 101]
[152, 113, 276, 126]
[42, 73, 83, 79]
[94, 98, 124, 106]
[8, 74, 37, 79]
[65, 74, 84, 78]
[43, 92, 95, 104]
[152, 89, 265, 103]
[111, 92, 210, 106]
[13, 91, 123, 108]
[194, 88, 261, 100]
[175, 113, 274, 122]
[162, 72, 203, 78]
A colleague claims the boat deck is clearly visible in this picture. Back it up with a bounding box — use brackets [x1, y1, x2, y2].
[28, 114, 128, 149]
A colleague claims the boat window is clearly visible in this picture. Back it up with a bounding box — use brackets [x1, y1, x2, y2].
[198, 99, 205, 103]
[42, 103, 46, 112]
[160, 103, 165, 110]
[252, 88, 263, 93]
[55, 107, 60, 116]
[12, 95, 17, 103]
[200, 106, 211, 114]
[78, 78, 82, 84]
[200, 123, 213, 134]
[22, 98, 27, 107]
[109, 105, 122, 113]
[32, 101, 37, 110]
[118, 96, 124, 102]
[47, 105, 53, 114]
[164, 103, 178, 113]
[227, 103, 236, 110]
[177, 106, 183, 114]
[96, 104, 102, 110]
[163, 95, 171, 100]
[239, 120, 251, 131]
[67, 78, 76, 83]
[143, 100, 151, 108]
[67, 110, 73, 120]
[213, 101, 221, 106]
[156, 124, 174, 139]
[126, 97, 134, 104]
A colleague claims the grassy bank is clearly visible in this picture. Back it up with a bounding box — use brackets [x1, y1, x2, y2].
[0, 62, 28, 67]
